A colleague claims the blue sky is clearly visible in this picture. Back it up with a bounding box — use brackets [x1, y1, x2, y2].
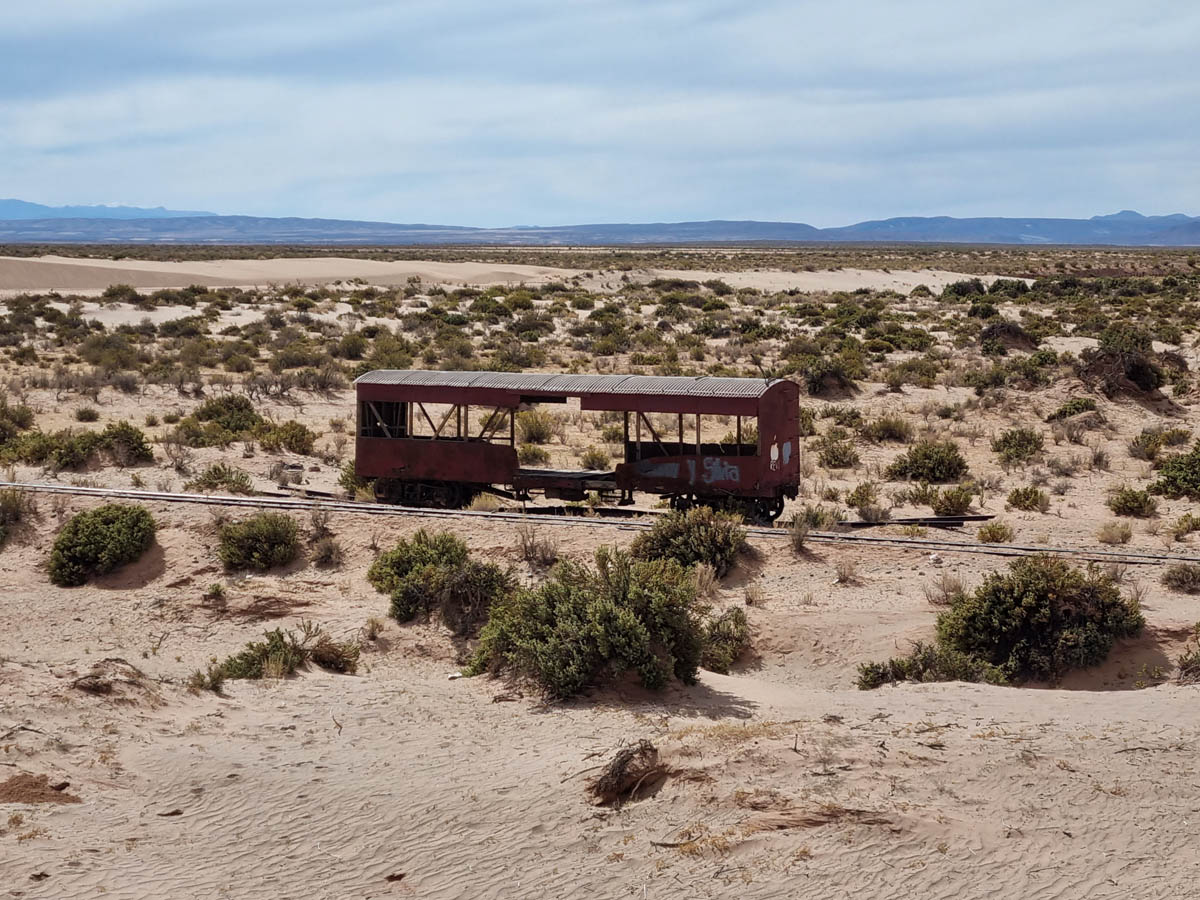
[2, 0, 1197, 225]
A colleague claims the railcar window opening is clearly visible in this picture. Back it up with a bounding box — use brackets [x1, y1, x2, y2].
[621, 411, 758, 462]
[359, 401, 407, 439]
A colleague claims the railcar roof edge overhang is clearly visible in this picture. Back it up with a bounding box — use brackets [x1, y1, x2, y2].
[354, 370, 797, 416]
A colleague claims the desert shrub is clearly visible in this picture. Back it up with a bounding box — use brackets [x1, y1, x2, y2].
[1078, 324, 1164, 396]
[1178, 627, 1200, 684]
[977, 520, 1014, 543]
[1149, 443, 1200, 500]
[368, 529, 468, 594]
[991, 428, 1044, 465]
[217, 512, 299, 570]
[1106, 486, 1157, 518]
[859, 415, 913, 443]
[1128, 428, 1165, 461]
[701, 607, 751, 674]
[311, 536, 344, 568]
[0, 488, 35, 548]
[467, 547, 706, 698]
[794, 503, 841, 530]
[368, 529, 509, 633]
[1045, 397, 1096, 422]
[194, 394, 263, 433]
[857, 641, 1006, 689]
[517, 443, 551, 465]
[337, 459, 369, 496]
[845, 482, 878, 512]
[99, 421, 154, 466]
[1096, 521, 1133, 545]
[516, 524, 558, 568]
[1007, 485, 1050, 512]
[387, 560, 514, 633]
[1162, 564, 1200, 594]
[1172, 513, 1200, 541]
[48, 504, 156, 587]
[208, 621, 358, 682]
[931, 485, 974, 516]
[259, 420, 317, 455]
[74, 406, 99, 423]
[815, 430, 860, 469]
[630, 507, 746, 577]
[936, 555, 1142, 681]
[885, 441, 969, 483]
[516, 408, 557, 444]
[579, 445, 610, 470]
[797, 406, 817, 436]
[185, 463, 253, 494]
[788, 513, 810, 551]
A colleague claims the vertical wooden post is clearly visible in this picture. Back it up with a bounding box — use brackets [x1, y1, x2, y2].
[635, 411, 642, 460]
[677, 413, 683, 453]
[623, 411, 630, 461]
[695, 414, 701, 455]
[736, 416, 742, 455]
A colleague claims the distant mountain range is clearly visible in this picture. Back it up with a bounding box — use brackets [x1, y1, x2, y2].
[0, 199, 215, 220]
[0, 201, 1196, 246]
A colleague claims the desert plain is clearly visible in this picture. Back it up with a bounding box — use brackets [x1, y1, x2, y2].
[2, 245, 1200, 899]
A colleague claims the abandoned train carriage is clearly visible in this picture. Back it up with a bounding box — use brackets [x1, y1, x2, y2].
[354, 370, 801, 521]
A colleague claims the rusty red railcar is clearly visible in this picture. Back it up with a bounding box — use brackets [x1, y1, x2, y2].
[354, 370, 800, 521]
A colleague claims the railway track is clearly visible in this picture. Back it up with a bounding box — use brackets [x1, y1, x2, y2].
[5, 480, 1199, 567]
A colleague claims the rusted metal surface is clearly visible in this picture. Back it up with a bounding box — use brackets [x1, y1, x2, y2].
[354, 370, 780, 397]
[355, 436, 518, 483]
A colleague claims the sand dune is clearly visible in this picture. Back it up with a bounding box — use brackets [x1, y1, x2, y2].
[0, 254, 1007, 295]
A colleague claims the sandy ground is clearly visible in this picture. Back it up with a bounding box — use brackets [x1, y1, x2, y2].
[2, 500, 1198, 899]
[1, 261, 1198, 897]
[0, 254, 1010, 296]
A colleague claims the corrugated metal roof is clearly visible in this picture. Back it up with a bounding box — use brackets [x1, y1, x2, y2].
[354, 370, 781, 399]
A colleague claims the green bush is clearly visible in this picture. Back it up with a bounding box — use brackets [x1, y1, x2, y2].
[1149, 443, 1200, 500]
[217, 512, 299, 570]
[99, 421, 154, 465]
[194, 394, 263, 433]
[1128, 428, 1164, 461]
[859, 415, 914, 443]
[936, 555, 1143, 681]
[885, 440, 969, 483]
[931, 484, 974, 516]
[991, 428, 1044, 464]
[857, 641, 1006, 689]
[1045, 397, 1096, 422]
[74, 406, 100, 423]
[367, 529, 511, 634]
[630, 507, 746, 577]
[467, 548, 706, 698]
[386, 559, 514, 634]
[579, 445, 610, 470]
[1008, 485, 1050, 512]
[815, 429, 860, 469]
[48, 504, 156, 587]
[185, 463, 253, 494]
[259, 420, 317, 455]
[516, 409, 557, 444]
[517, 442, 551, 465]
[368, 529, 468, 594]
[701, 607, 751, 674]
[202, 621, 359, 684]
[1106, 486, 1157, 518]
[977, 520, 1015, 543]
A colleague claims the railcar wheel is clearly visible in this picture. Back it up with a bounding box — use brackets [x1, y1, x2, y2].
[753, 497, 785, 525]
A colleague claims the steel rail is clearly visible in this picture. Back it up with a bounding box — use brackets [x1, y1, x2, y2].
[4, 481, 1198, 567]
